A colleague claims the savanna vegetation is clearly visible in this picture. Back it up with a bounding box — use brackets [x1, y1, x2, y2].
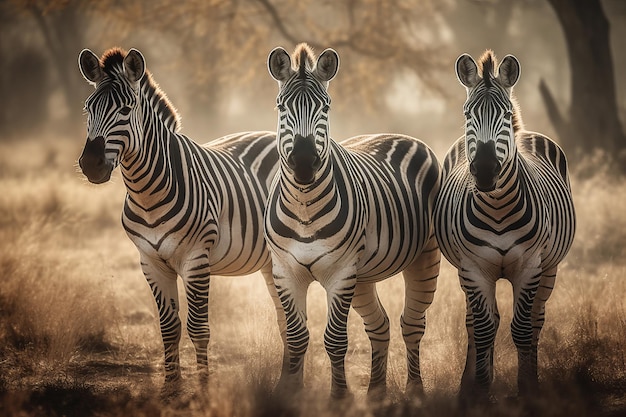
[1, 1, 626, 416]
[0, 135, 625, 416]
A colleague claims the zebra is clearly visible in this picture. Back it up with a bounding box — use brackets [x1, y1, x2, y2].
[434, 50, 576, 399]
[265, 44, 441, 399]
[77, 47, 285, 392]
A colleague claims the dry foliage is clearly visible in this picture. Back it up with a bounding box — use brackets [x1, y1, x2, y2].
[0, 137, 625, 416]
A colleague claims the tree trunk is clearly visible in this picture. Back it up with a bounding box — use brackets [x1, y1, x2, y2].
[28, 4, 90, 133]
[543, 0, 626, 159]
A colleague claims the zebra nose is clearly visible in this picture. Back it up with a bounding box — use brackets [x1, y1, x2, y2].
[470, 160, 501, 176]
[288, 135, 320, 184]
[470, 141, 501, 191]
[79, 136, 112, 184]
[287, 152, 320, 171]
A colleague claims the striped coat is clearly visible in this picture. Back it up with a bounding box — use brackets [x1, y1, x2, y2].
[78, 47, 284, 391]
[434, 50, 575, 399]
[265, 44, 441, 398]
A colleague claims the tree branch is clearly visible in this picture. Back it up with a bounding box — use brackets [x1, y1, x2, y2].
[539, 78, 568, 142]
[255, 0, 396, 59]
[255, 0, 315, 47]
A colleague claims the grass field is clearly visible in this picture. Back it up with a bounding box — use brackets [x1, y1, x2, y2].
[0, 136, 625, 416]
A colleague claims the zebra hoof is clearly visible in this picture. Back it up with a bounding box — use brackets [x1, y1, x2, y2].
[273, 377, 303, 398]
[457, 386, 493, 408]
[405, 379, 425, 401]
[198, 369, 209, 387]
[329, 387, 354, 401]
[160, 378, 182, 401]
[327, 389, 354, 413]
[366, 383, 387, 404]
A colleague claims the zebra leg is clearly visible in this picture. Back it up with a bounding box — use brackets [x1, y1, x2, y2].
[460, 274, 499, 399]
[460, 296, 477, 392]
[322, 276, 357, 399]
[352, 282, 390, 399]
[401, 237, 439, 397]
[273, 273, 310, 395]
[182, 256, 211, 385]
[513, 266, 553, 396]
[260, 263, 288, 373]
[141, 257, 182, 390]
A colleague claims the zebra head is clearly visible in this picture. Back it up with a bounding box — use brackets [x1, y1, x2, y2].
[268, 44, 339, 186]
[456, 51, 521, 192]
[78, 48, 145, 184]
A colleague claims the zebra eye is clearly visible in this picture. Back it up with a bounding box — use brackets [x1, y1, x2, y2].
[464, 111, 471, 119]
[276, 104, 286, 112]
[119, 106, 132, 116]
[504, 110, 513, 119]
[322, 104, 330, 112]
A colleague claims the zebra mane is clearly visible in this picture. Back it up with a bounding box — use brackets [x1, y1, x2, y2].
[477, 49, 525, 133]
[293, 43, 315, 79]
[478, 50, 495, 88]
[100, 48, 182, 133]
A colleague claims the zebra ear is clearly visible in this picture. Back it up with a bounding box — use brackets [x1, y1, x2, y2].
[313, 48, 339, 82]
[79, 49, 103, 85]
[497, 55, 521, 88]
[456, 54, 479, 89]
[123, 48, 146, 83]
[268, 47, 293, 83]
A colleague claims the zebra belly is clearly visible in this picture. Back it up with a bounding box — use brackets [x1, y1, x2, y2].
[125, 219, 268, 278]
[442, 213, 547, 282]
[127, 228, 200, 273]
[269, 237, 362, 285]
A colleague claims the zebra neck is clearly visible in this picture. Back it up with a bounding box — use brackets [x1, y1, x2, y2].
[121, 111, 184, 208]
[279, 161, 337, 221]
[477, 149, 521, 204]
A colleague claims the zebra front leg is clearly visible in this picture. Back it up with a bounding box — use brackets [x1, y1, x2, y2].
[322, 276, 357, 399]
[352, 283, 390, 399]
[460, 296, 477, 393]
[512, 266, 550, 397]
[460, 273, 499, 399]
[273, 272, 311, 395]
[141, 257, 182, 391]
[182, 255, 211, 386]
[260, 264, 289, 373]
[401, 237, 439, 398]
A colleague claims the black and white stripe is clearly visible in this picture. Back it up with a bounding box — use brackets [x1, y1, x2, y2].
[78, 48, 284, 390]
[434, 50, 576, 398]
[266, 44, 441, 398]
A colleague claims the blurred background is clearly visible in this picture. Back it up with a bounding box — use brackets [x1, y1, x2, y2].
[2, 0, 625, 163]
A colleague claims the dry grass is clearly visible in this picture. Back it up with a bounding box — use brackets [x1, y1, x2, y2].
[0, 137, 625, 416]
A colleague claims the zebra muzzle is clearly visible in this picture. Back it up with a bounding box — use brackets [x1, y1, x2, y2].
[79, 136, 113, 184]
[470, 142, 501, 192]
[288, 135, 321, 185]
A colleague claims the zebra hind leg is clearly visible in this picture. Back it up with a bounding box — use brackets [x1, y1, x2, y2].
[401, 237, 439, 399]
[352, 282, 390, 401]
[183, 258, 211, 386]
